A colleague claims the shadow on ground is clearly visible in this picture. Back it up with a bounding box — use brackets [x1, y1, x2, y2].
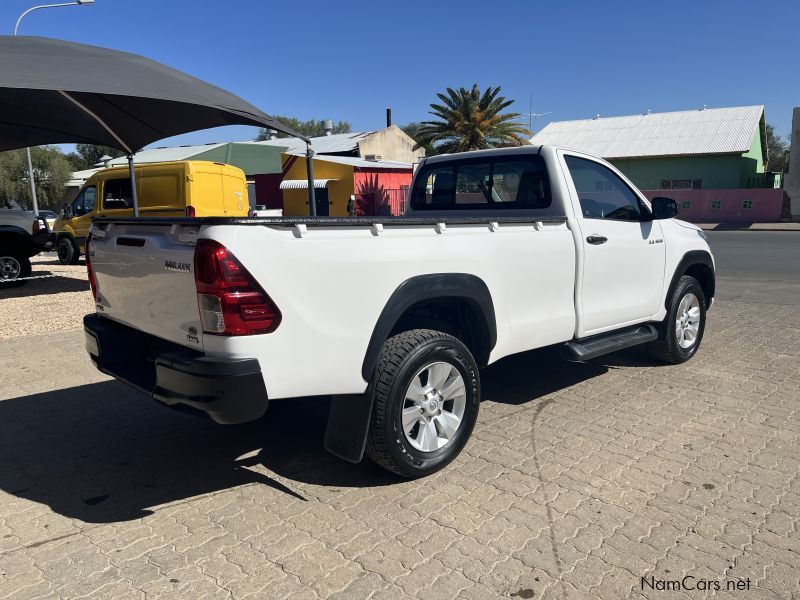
[0, 345, 648, 523]
[0, 275, 89, 297]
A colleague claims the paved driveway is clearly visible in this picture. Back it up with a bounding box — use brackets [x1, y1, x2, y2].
[1, 297, 798, 599]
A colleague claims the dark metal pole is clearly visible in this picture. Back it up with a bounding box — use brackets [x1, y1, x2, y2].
[128, 154, 139, 217]
[386, 107, 392, 127]
[306, 142, 316, 217]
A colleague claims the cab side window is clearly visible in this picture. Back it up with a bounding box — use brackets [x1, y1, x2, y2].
[72, 185, 96, 216]
[565, 156, 649, 221]
[103, 178, 133, 210]
[410, 156, 552, 210]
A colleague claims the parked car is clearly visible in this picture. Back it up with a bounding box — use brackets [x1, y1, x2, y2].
[83, 145, 714, 477]
[33, 209, 58, 230]
[54, 160, 249, 264]
[0, 207, 54, 285]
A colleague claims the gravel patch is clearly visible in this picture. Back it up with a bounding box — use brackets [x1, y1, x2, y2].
[0, 253, 93, 341]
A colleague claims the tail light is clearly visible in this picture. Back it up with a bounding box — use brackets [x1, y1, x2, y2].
[193, 239, 281, 335]
[186, 206, 196, 218]
[32, 219, 40, 235]
[85, 233, 98, 300]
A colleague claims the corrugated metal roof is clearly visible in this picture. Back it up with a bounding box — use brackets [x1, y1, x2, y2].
[298, 153, 412, 170]
[256, 131, 374, 154]
[103, 141, 287, 175]
[531, 105, 764, 159]
[105, 143, 229, 165]
[280, 178, 337, 189]
[65, 167, 101, 187]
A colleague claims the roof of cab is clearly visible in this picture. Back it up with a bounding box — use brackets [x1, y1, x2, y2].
[421, 145, 543, 164]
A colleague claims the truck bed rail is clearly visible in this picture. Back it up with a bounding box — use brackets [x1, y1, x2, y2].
[91, 215, 568, 227]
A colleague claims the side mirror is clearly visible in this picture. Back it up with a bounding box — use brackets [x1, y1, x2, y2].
[651, 196, 679, 220]
[62, 203, 71, 219]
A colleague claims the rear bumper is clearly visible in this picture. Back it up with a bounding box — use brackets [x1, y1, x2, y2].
[83, 314, 268, 424]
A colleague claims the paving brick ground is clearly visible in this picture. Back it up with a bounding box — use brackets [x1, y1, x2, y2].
[1, 300, 798, 599]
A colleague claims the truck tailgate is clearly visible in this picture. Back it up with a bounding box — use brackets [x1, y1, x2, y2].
[90, 223, 204, 350]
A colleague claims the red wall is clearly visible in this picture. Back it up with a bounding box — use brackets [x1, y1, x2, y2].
[252, 173, 284, 209]
[354, 168, 413, 216]
[641, 189, 784, 223]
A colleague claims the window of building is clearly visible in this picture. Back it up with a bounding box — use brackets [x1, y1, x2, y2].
[681, 200, 691, 209]
[410, 156, 552, 210]
[742, 200, 753, 209]
[103, 178, 133, 210]
[564, 156, 650, 221]
[661, 179, 702, 190]
[711, 200, 721, 210]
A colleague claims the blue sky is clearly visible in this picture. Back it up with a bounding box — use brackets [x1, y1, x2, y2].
[3, 0, 798, 149]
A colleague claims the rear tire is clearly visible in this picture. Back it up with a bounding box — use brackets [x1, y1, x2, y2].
[0, 252, 31, 287]
[365, 329, 480, 478]
[57, 236, 80, 265]
[649, 275, 706, 364]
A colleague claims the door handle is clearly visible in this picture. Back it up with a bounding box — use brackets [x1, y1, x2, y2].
[586, 235, 608, 245]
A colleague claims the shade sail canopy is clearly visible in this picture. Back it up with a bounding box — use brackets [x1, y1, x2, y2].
[0, 35, 307, 153]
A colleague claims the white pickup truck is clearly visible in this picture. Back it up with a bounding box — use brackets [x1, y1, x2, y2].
[83, 146, 714, 477]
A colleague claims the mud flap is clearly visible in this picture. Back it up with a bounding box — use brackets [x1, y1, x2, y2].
[323, 388, 374, 463]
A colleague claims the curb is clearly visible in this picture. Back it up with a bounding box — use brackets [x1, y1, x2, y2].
[696, 223, 800, 232]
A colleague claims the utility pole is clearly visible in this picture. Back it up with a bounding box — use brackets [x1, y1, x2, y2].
[14, 1, 96, 215]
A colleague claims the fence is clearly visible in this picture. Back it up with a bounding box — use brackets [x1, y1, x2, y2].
[355, 188, 408, 216]
[641, 188, 785, 222]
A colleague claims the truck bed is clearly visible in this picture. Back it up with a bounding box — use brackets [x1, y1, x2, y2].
[88, 213, 576, 400]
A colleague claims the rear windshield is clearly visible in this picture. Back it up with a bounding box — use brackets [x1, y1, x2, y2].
[410, 155, 551, 211]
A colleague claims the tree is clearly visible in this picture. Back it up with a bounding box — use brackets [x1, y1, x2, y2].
[67, 144, 125, 171]
[256, 117, 351, 140]
[765, 123, 789, 173]
[0, 147, 74, 211]
[413, 85, 532, 154]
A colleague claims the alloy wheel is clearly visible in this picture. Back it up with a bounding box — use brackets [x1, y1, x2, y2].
[675, 292, 701, 349]
[0, 256, 21, 281]
[402, 361, 466, 452]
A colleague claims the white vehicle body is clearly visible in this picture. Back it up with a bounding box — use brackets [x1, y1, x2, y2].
[84, 145, 714, 470]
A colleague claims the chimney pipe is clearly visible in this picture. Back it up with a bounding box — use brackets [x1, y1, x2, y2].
[322, 119, 333, 136]
[386, 108, 392, 127]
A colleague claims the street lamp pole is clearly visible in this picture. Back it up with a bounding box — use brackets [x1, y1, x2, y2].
[14, 0, 95, 216]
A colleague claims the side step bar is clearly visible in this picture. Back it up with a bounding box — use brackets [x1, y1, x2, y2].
[562, 324, 658, 361]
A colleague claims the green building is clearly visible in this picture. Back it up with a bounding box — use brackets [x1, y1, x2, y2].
[533, 105, 774, 190]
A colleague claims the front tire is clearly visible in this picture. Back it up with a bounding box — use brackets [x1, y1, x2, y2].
[365, 329, 480, 478]
[649, 275, 707, 364]
[57, 236, 80, 265]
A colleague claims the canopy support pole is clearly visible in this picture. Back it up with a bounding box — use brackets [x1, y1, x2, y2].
[306, 142, 316, 217]
[57, 90, 140, 215]
[127, 155, 139, 217]
[25, 147, 39, 216]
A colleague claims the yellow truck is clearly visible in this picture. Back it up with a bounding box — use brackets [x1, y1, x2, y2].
[54, 161, 249, 264]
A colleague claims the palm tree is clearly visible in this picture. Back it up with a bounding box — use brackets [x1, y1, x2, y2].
[413, 85, 532, 154]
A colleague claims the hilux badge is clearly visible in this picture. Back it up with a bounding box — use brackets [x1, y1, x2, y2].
[164, 260, 191, 273]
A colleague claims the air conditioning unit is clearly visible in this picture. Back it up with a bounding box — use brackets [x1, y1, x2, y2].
[364, 154, 382, 162]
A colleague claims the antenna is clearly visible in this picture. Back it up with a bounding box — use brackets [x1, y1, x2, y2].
[520, 99, 552, 133]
